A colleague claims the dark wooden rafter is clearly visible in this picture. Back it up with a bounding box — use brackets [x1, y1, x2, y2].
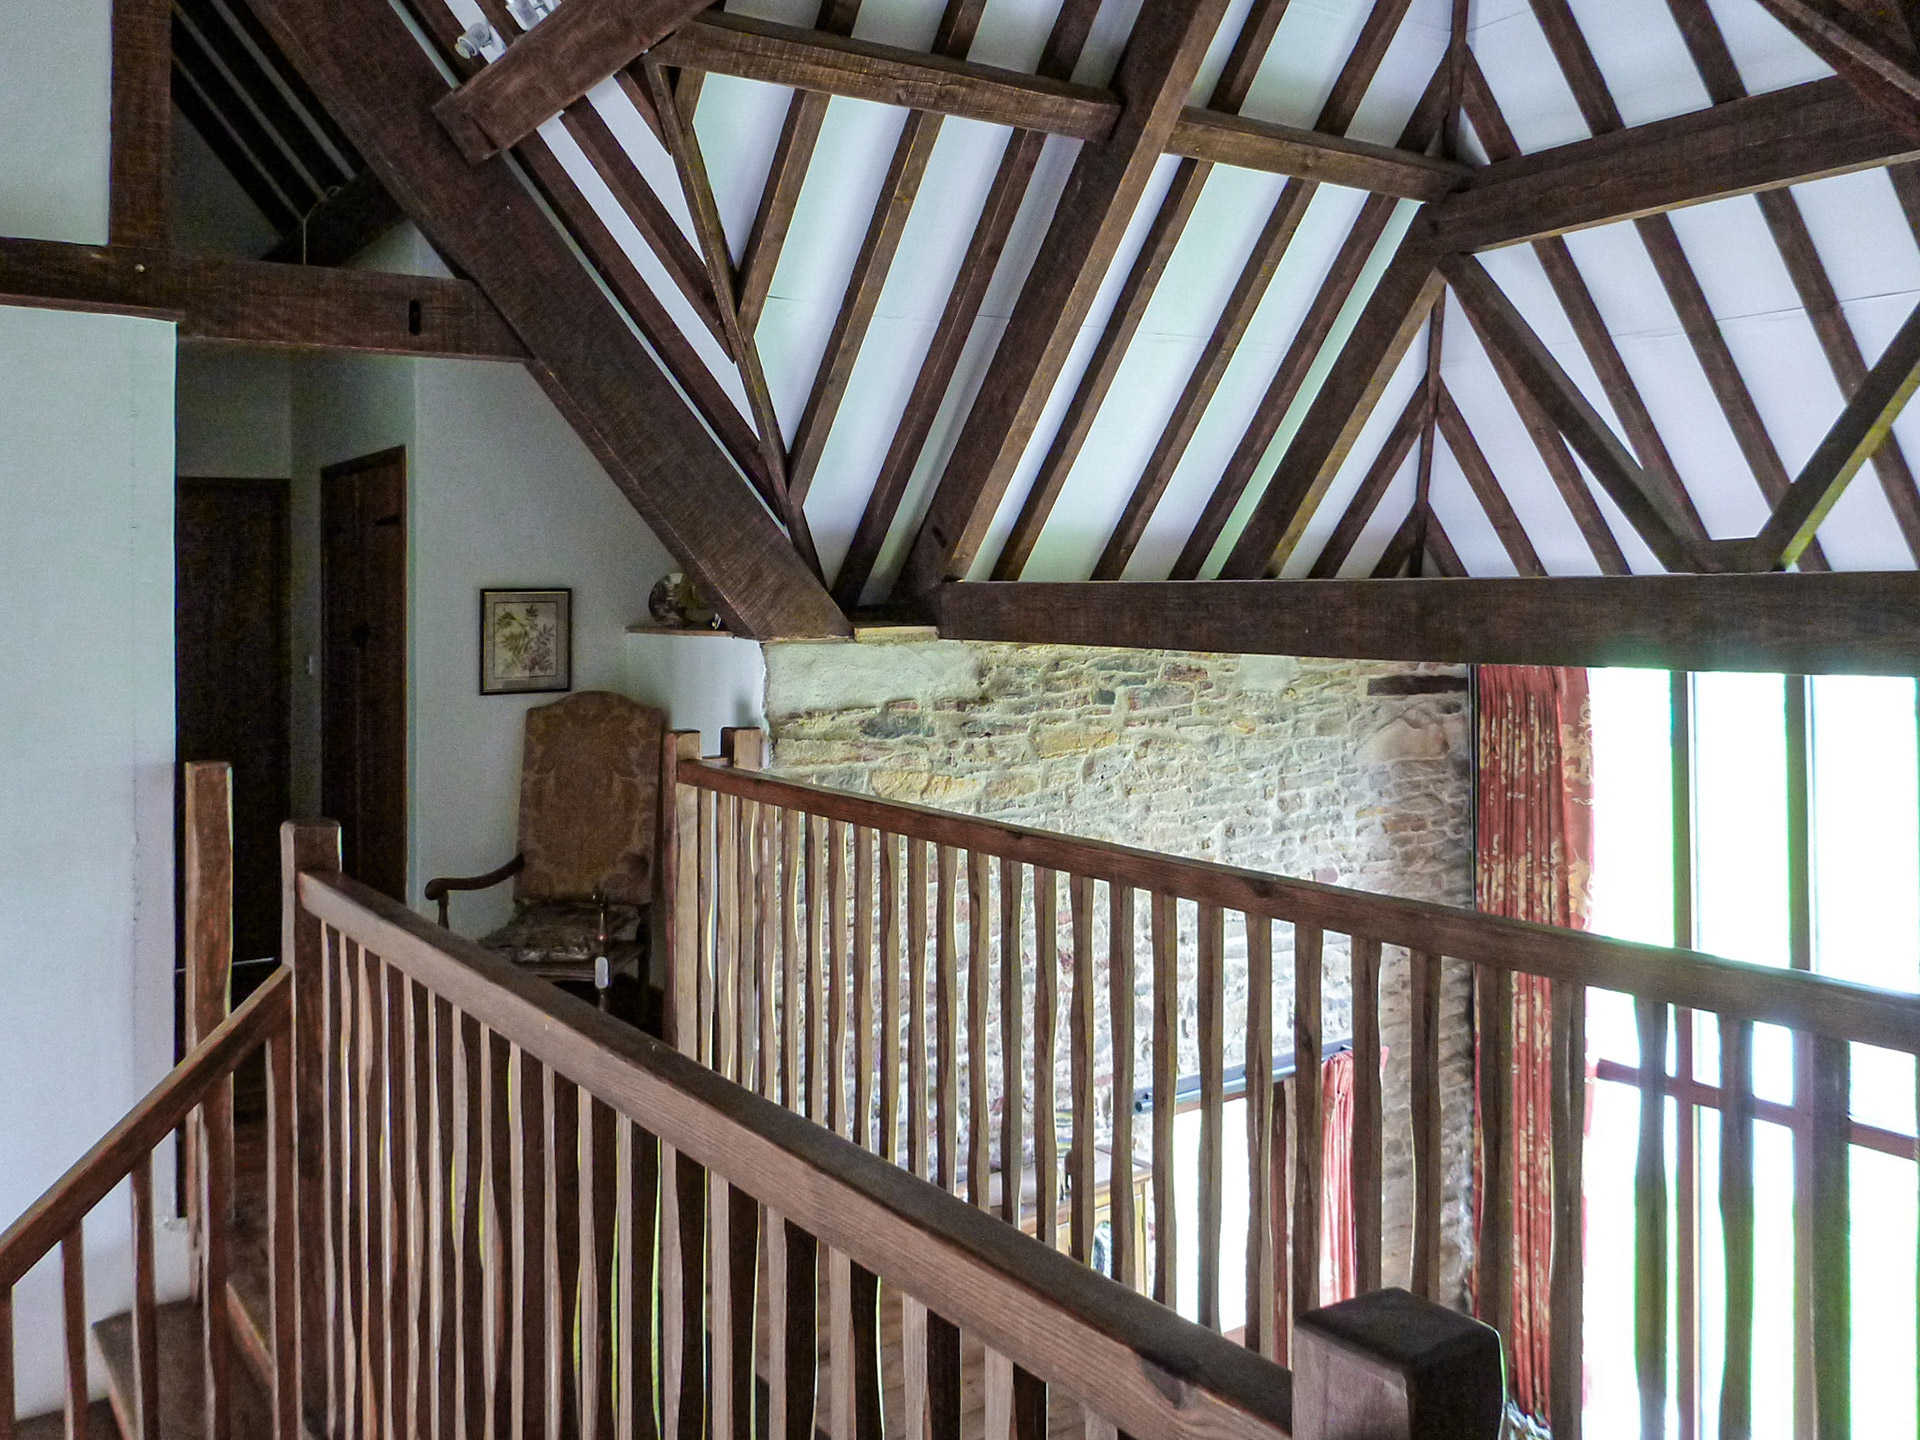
[112, 0, 171, 245]
[1422, 509, 1468, 575]
[784, 0, 993, 510]
[1408, 295, 1445, 574]
[432, 0, 720, 161]
[829, 0, 1105, 608]
[1666, 0, 1920, 564]
[1172, 68, 1448, 580]
[247, 0, 848, 638]
[939, 572, 1920, 675]
[1526, 0, 1831, 570]
[895, 0, 1235, 602]
[1457, 57, 1707, 563]
[737, 0, 865, 336]
[990, 0, 1295, 582]
[1432, 381, 1545, 576]
[1433, 77, 1920, 252]
[0, 236, 528, 358]
[1306, 380, 1429, 578]
[1093, 0, 1422, 581]
[1440, 252, 1706, 572]
[395, 0, 776, 497]
[650, 12, 1466, 200]
[1367, 505, 1424, 577]
[1749, 0, 1920, 138]
[559, 98, 728, 347]
[642, 58, 822, 577]
[1216, 221, 1445, 578]
[1744, 295, 1920, 568]
[177, 0, 350, 194]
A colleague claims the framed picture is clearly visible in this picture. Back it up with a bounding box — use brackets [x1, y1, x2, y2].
[480, 588, 572, 695]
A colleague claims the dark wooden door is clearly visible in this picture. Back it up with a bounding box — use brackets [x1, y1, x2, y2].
[177, 477, 290, 967]
[321, 447, 408, 901]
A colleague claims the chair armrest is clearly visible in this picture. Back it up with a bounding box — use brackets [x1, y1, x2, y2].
[424, 854, 525, 927]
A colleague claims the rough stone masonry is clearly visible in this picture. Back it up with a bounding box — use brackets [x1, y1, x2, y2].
[761, 632, 1478, 1308]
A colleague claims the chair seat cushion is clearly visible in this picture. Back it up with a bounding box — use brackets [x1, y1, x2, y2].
[480, 900, 648, 978]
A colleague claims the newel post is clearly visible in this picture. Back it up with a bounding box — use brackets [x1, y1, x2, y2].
[658, 731, 704, 1057]
[280, 819, 341, 1435]
[1291, 1289, 1506, 1440]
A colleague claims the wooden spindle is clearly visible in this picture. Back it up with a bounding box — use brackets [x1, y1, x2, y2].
[1292, 924, 1323, 1323]
[985, 1349, 1012, 1440]
[62, 1231, 87, 1440]
[1409, 951, 1442, 1301]
[902, 1297, 929, 1440]
[928, 1313, 961, 1440]
[1272, 1079, 1292, 1364]
[185, 764, 233, 1271]
[659, 1143, 684, 1440]
[584, 1102, 617, 1440]
[129, 1152, 159, 1440]
[969, 852, 993, 1208]
[936, 845, 960, 1192]
[513, 1047, 549, 1440]
[1069, 876, 1097, 1262]
[552, 1077, 585, 1437]
[1000, 861, 1025, 1229]
[1109, 885, 1136, 1290]
[382, 965, 411, 1440]
[782, 809, 803, 1111]
[698, 788, 717, 1069]
[351, 945, 378, 1438]
[1151, 894, 1178, 1309]
[1477, 965, 1513, 1344]
[457, 1014, 488, 1440]
[829, 819, 851, 1135]
[429, 998, 458, 1440]
[783, 1222, 818, 1440]
[1350, 938, 1382, 1298]
[623, 1121, 661, 1440]
[1245, 915, 1275, 1357]
[321, 927, 347, 1440]
[663, 732, 702, 1058]
[880, 834, 902, 1164]
[758, 792, 778, 1103]
[908, 839, 930, 1180]
[1548, 980, 1585, 1440]
[1635, 999, 1668, 1440]
[405, 981, 433, 1440]
[768, 1212, 791, 1440]
[808, 814, 829, 1123]
[717, 785, 741, 1080]
[1034, 869, 1059, 1248]
[856, 827, 878, 1148]
[268, 1027, 298, 1440]
[830, 1251, 854, 1440]
[1809, 1035, 1850, 1440]
[1197, 903, 1225, 1328]
[484, 1029, 516, 1439]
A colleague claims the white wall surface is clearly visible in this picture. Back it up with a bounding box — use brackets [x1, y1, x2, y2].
[625, 632, 770, 755]
[0, 306, 187, 1416]
[0, 0, 110, 242]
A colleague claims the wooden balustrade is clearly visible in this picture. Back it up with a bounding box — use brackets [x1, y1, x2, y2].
[287, 833, 1317, 1440]
[664, 733, 1920, 1434]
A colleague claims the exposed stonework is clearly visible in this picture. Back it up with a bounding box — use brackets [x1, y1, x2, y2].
[762, 637, 1477, 1308]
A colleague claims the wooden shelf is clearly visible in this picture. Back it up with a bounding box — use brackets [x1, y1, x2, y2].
[626, 622, 739, 637]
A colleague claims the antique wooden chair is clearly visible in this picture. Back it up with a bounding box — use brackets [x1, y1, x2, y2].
[425, 691, 665, 1015]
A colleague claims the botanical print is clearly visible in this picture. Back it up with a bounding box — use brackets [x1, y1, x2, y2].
[492, 600, 559, 680]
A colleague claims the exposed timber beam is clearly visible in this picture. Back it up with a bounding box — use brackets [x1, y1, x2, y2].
[248, 0, 849, 639]
[1431, 78, 1920, 252]
[0, 237, 528, 359]
[110, 0, 171, 246]
[1750, 0, 1920, 137]
[1218, 221, 1444, 579]
[650, 13, 1466, 201]
[433, 0, 716, 161]
[896, 0, 1232, 602]
[1743, 295, 1920, 568]
[1439, 252, 1708, 573]
[938, 575, 1920, 676]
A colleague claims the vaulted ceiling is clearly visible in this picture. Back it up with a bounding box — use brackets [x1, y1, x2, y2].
[231, 0, 1920, 640]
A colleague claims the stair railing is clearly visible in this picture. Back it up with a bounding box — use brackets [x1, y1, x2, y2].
[662, 729, 1920, 1437]
[0, 965, 297, 1440]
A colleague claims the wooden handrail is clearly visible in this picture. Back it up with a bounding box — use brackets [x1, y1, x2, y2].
[678, 759, 1920, 1052]
[299, 869, 1295, 1440]
[0, 966, 291, 1289]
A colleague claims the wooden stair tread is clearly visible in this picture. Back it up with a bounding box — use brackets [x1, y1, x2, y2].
[93, 1300, 273, 1440]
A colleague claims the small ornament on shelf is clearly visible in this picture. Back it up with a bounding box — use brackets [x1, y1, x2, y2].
[646, 572, 723, 630]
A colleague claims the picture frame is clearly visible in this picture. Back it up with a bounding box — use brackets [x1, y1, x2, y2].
[479, 588, 572, 695]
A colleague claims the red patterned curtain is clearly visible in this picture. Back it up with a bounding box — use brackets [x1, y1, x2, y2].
[1473, 666, 1594, 1424]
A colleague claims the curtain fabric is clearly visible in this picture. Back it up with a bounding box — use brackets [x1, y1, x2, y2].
[1473, 666, 1594, 1425]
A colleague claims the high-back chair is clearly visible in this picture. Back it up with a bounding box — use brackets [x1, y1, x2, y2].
[425, 690, 665, 1013]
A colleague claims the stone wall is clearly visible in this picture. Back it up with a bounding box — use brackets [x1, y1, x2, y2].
[761, 634, 1477, 1305]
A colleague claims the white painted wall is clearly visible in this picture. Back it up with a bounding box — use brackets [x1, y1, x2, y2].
[625, 633, 769, 757]
[0, 305, 186, 1416]
[0, 0, 110, 243]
